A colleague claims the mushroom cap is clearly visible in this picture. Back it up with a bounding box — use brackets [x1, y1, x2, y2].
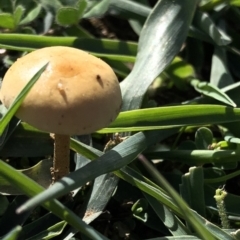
[0, 46, 122, 135]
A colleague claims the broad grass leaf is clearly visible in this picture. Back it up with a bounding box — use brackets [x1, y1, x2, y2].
[121, 0, 198, 111]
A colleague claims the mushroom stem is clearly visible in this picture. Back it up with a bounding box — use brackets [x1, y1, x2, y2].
[52, 133, 70, 183]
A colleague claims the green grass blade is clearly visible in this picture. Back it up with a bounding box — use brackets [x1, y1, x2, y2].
[0, 63, 48, 135]
[2, 226, 22, 240]
[0, 34, 137, 60]
[0, 160, 108, 240]
[143, 193, 190, 236]
[99, 105, 240, 132]
[145, 149, 240, 164]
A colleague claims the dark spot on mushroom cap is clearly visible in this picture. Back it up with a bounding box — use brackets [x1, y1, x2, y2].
[61, 114, 64, 118]
[96, 74, 104, 88]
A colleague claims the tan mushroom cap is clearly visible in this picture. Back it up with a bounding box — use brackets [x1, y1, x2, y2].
[0, 46, 122, 135]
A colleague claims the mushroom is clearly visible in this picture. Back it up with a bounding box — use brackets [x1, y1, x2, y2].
[0, 46, 122, 183]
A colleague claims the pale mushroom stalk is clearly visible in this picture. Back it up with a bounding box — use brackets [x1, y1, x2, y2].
[52, 134, 70, 182]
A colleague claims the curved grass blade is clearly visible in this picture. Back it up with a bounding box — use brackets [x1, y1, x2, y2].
[19, 3, 42, 25]
[204, 169, 240, 184]
[193, 10, 231, 46]
[121, 0, 198, 111]
[0, 161, 108, 240]
[0, 63, 48, 135]
[191, 80, 236, 107]
[0, 159, 52, 195]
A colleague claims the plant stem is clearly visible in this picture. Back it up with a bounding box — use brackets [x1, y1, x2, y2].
[214, 187, 230, 229]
